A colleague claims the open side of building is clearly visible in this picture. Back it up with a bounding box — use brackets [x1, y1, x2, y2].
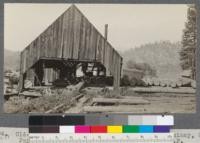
[19, 5, 123, 91]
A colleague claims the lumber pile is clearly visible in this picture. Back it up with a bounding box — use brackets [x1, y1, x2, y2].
[142, 78, 196, 89]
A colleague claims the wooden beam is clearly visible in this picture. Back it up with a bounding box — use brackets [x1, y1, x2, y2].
[92, 98, 150, 105]
[19, 91, 42, 97]
[131, 87, 195, 94]
[83, 106, 146, 113]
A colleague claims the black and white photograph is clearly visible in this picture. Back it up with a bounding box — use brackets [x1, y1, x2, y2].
[4, 4, 196, 113]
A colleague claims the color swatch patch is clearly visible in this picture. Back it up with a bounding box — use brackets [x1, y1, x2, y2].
[128, 115, 174, 125]
[75, 126, 90, 133]
[107, 126, 123, 133]
[29, 125, 171, 133]
[90, 126, 107, 133]
[123, 125, 139, 133]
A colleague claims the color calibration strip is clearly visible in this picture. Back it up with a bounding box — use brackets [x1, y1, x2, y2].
[29, 115, 173, 134]
[29, 115, 174, 126]
[29, 125, 171, 133]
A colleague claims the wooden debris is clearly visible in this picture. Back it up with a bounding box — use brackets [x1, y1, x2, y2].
[19, 91, 42, 97]
[46, 94, 84, 113]
[74, 94, 84, 101]
[24, 80, 33, 89]
[4, 93, 18, 100]
[66, 81, 85, 91]
[62, 82, 85, 96]
[65, 96, 90, 113]
[4, 93, 18, 96]
[45, 103, 65, 113]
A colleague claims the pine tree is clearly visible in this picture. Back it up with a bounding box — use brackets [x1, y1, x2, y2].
[180, 5, 197, 79]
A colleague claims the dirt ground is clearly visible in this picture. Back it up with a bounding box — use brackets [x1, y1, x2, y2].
[81, 87, 196, 113]
[4, 86, 196, 114]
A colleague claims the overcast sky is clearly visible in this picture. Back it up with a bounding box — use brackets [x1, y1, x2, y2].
[4, 4, 188, 52]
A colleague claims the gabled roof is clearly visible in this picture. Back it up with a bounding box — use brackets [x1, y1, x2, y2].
[20, 5, 122, 89]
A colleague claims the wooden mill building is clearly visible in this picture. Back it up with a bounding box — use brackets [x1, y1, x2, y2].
[19, 5, 123, 91]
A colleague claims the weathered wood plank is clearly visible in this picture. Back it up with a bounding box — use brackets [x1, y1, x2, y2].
[131, 87, 195, 94]
[83, 106, 147, 113]
[19, 91, 42, 97]
[92, 98, 150, 104]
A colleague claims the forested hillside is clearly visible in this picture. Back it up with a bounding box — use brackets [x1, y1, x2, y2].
[121, 41, 182, 79]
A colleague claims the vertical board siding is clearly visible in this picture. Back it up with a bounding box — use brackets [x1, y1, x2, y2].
[90, 26, 97, 60]
[108, 43, 113, 76]
[79, 15, 87, 60]
[84, 18, 91, 60]
[73, 7, 81, 59]
[95, 33, 100, 60]
[104, 42, 110, 76]
[44, 68, 59, 84]
[69, 6, 74, 59]
[62, 9, 69, 58]
[52, 22, 57, 58]
[20, 5, 122, 89]
[63, 6, 73, 59]
[26, 69, 35, 84]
